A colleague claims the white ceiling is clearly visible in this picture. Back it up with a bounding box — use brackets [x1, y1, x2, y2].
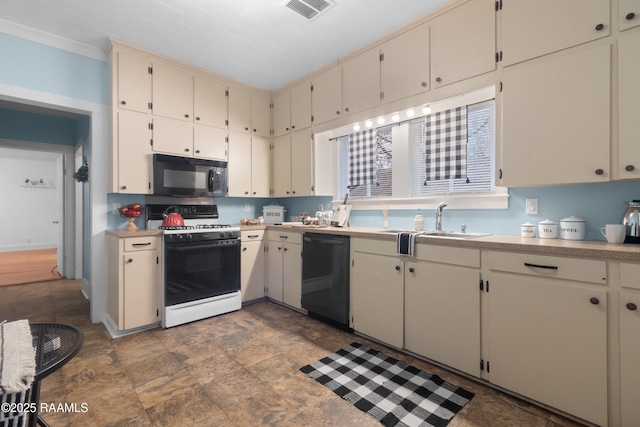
[0, 0, 450, 91]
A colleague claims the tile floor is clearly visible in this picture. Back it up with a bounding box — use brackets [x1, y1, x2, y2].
[1, 279, 586, 427]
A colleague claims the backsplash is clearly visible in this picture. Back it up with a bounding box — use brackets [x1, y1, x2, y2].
[107, 181, 640, 242]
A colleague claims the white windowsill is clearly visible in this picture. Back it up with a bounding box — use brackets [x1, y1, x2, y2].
[332, 188, 509, 211]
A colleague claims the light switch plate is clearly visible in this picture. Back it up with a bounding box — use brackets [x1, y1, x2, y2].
[244, 203, 250, 213]
[113, 203, 121, 215]
[526, 198, 538, 215]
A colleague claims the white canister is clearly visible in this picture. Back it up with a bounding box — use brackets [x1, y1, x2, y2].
[538, 219, 558, 239]
[521, 222, 536, 238]
[560, 216, 586, 240]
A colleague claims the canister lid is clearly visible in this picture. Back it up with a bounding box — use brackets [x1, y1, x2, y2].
[521, 222, 535, 227]
[560, 216, 585, 223]
[538, 219, 558, 225]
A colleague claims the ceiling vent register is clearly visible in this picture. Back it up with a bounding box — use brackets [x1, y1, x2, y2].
[283, 0, 335, 20]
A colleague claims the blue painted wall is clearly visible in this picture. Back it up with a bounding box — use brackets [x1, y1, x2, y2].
[0, 108, 77, 145]
[0, 33, 108, 105]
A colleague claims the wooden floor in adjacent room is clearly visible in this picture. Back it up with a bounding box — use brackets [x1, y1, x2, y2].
[0, 248, 63, 286]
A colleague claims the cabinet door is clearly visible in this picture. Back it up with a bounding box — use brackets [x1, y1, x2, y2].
[502, 0, 610, 67]
[251, 136, 271, 197]
[342, 48, 380, 115]
[152, 117, 194, 156]
[404, 261, 480, 376]
[152, 63, 194, 121]
[488, 273, 607, 426]
[291, 129, 314, 197]
[228, 87, 251, 133]
[283, 243, 302, 310]
[351, 252, 404, 348]
[116, 52, 151, 114]
[116, 111, 152, 194]
[193, 76, 227, 129]
[431, 0, 495, 88]
[241, 239, 265, 302]
[618, 31, 640, 179]
[272, 91, 291, 137]
[227, 132, 252, 196]
[123, 250, 158, 330]
[193, 125, 227, 160]
[501, 44, 610, 187]
[620, 0, 640, 30]
[266, 244, 283, 302]
[620, 292, 640, 427]
[251, 94, 271, 138]
[312, 67, 342, 125]
[272, 135, 292, 197]
[381, 22, 429, 104]
[291, 81, 312, 131]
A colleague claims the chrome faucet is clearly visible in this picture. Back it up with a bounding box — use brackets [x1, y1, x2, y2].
[435, 203, 447, 231]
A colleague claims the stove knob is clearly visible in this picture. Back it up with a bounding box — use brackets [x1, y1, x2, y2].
[176, 234, 184, 241]
[220, 232, 227, 238]
[186, 234, 192, 241]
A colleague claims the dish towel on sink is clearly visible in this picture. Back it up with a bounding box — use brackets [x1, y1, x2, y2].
[397, 232, 418, 256]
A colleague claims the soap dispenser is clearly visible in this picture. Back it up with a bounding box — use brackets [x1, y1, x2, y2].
[414, 209, 424, 231]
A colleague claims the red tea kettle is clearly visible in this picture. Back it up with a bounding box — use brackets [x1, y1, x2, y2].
[162, 206, 185, 227]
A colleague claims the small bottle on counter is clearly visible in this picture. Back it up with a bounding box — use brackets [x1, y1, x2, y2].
[414, 209, 424, 231]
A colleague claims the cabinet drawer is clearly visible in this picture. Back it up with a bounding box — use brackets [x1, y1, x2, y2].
[351, 238, 396, 257]
[241, 230, 265, 241]
[488, 251, 606, 285]
[268, 231, 302, 244]
[124, 237, 158, 252]
[620, 262, 640, 290]
[415, 244, 479, 268]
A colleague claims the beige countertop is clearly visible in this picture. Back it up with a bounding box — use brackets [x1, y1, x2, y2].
[106, 229, 163, 238]
[242, 224, 640, 262]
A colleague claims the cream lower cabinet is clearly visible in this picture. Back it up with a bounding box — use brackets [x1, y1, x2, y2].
[620, 292, 640, 427]
[107, 234, 161, 330]
[486, 251, 607, 427]
[350, 239, 404, 348]
[240, 230, 266, 303]
[266, 232, 302, 309]
[404, 244, 481, 377]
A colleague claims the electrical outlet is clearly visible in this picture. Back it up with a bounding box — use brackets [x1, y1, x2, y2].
[244, 203, 250, 213]
[526, 198, 538, 215]
[113, 203, 121, 215]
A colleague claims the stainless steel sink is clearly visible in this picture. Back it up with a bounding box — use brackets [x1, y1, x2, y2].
[421, 231, 492, 239]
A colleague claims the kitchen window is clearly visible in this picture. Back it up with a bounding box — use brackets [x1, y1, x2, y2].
[327, 86, 508, 210]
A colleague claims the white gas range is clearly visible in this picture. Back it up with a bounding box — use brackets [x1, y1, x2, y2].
[146, 204, 241, 328]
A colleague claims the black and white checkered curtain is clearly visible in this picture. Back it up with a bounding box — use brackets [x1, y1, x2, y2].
[424, 106, 467, 181]
[348, 128, 377, 188]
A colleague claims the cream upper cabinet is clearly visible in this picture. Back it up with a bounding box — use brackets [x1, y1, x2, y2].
[228, 87, 251, 133]
[405, 259, 480, 377]
[501, 44, 610, 187]
[342, 47, 381, 115]
[272, 135, 292, 197]
[430, 0, 496, 88]
[311, 67, 342, 125]
[290, 80, 312, 131]
[501, 0, 610, 67]
[380, 23, 429, 104]
[151, 116, 193, 156]
[620, 0, 640, 30]
[620, 292, 640, 427]
[116, 110, 152, 194]
[291, 129, 314, 197]
[618, 31, 640, 179]
[116, 52, 151, 114]
[251, 94, 271, 138]
[487, 251, 607, 427]
[193, 76, 227, 129]
[251, 136, 271, 197]
[227, 131, 252, 196]
[193, 125, 227, 160]
[152, 63, 194, 121]
[272, 90, 291, 137]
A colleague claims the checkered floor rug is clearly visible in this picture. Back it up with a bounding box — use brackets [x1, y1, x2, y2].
[300, 342, 474, 427]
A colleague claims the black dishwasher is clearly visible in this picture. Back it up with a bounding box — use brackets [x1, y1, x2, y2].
[301, 233, 350, 329]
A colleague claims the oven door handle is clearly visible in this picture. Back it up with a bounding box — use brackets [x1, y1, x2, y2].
[166, 241, 239, 250]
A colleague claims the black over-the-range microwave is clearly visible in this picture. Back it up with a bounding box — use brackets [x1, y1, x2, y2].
[153, 154, 227, 197]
